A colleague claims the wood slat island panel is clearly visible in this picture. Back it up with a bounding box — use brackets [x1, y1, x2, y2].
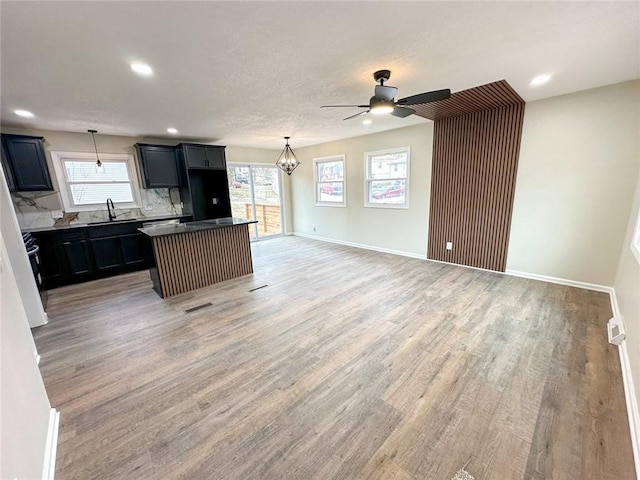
[139, 218, 257, 297]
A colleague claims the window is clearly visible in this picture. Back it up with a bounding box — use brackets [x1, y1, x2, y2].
[51, 151, 141, 211]
[315, 155, 346, 207]
[365, 146, 410, 208]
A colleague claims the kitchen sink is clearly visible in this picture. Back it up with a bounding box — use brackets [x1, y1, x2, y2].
[86, 218, 140, 226]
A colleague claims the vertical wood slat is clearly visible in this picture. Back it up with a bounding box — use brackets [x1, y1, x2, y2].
[427, 103, 525, 272]
[151, 225, 253, 297]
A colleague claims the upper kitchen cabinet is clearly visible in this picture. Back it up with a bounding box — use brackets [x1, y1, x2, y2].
[1, 134, 53, 191]
[135, 144, 183, 188]
[1, 139, 16, 191]
[181, 143, 226, 170]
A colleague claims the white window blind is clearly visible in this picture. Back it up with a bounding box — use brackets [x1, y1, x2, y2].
[64, 161, 134, 205]
[51, 151, 140, 212]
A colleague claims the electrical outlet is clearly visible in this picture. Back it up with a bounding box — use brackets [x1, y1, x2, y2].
[446, 241, 453, 251]
[145, 205, 153, 211]
[51, 210, 64, 219]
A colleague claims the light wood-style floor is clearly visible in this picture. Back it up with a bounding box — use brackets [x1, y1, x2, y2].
[33, 236, 635, 479]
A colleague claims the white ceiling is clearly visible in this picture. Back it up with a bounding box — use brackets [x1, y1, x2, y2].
[1, 1, 638, 149]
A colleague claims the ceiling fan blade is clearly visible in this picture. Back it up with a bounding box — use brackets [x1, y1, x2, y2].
[391, 106, 415, 118]
[375, 85, 398, 101]
[321, 105, 369, 108]
[343, 111, 369, 121]
[396, 89, 451, 106]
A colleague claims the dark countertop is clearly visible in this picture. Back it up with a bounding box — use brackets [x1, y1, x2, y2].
[23, 214, 191, 233]
[138, 217, 257, 238]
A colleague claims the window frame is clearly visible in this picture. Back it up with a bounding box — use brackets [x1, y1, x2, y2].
[50, 151, 142, 212]
[314, 154, 346, 207]
[364, 146, 410, 209]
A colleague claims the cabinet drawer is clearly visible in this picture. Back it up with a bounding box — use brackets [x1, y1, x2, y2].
[87, 222, 141, 238]
[60, 230, 87, 242]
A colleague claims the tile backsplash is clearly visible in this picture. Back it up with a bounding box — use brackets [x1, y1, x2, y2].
[13, 188, 183, 230]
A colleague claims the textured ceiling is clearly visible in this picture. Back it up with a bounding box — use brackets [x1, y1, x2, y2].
[1, 1, 638, 149]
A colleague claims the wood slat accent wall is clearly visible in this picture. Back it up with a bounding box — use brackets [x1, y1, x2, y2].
[413, 79, 524, 121]
[427, 102, 525, 271]
[152, 224, 253, 297]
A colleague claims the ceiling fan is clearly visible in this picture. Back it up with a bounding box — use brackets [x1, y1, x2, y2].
[321, 69, 451, 120]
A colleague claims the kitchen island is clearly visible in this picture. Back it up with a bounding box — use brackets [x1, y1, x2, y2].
[138, 217, 258, 298]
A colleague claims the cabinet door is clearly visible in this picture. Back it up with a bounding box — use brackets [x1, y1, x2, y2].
[136, 145, 181, 188]
[183, 145, 208, 168]
[0, 139, 16, 191]
[120, 233, 149, 266]
[205, 147, 226, 170]
[90, 237, 122, 272]
[33, 232, 64, 288]
[4, 136, 53, 191]
[63, 240, 92, 275]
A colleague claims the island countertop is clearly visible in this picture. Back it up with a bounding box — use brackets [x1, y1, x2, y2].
[138, 217, 257, 238]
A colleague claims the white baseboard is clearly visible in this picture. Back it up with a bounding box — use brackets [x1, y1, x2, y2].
[504, 269, 613, 293]
[292, 232, 428, 260]
[42, 408, 60, 480]
[610, 291, 640, 478]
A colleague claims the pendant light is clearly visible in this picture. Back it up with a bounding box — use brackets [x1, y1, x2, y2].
[275, 136, 300, 175]
[88, 129, 104, 174]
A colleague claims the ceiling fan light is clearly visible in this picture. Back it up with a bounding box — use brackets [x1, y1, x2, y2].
[275, 136, 300, 175]
[370, 102, 394, 115]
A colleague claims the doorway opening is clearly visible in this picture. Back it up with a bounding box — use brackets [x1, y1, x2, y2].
[227, 164, 284, 240]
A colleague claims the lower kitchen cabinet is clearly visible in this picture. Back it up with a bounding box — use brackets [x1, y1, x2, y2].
[90, 237, 122, 272]
[120, 233, 152, 266]
[31, 216, 190, 289]
[61, 232, 93, 276]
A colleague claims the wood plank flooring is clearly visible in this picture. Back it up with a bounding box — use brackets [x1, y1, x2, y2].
[32, 236, 635, 479]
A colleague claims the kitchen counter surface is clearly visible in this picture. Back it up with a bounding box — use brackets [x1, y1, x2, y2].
[138, 217, 257, 238]
[23, 214, 191, 233]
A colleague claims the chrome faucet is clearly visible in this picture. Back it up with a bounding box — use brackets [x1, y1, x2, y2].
[106, 198, 116, 221]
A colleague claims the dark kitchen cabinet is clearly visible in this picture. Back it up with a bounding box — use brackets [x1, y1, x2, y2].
[33, 231, 64, 289]
[90, 237, 122, 272]
[120, 233, 150, 266]
[29, 215, 191, 289]
[1, 140, 16, 191]
[181, 144, 226, 170]
[61, 232, 92, 276]
[135, 144, 182, 188]
[1, 134, 53, 191]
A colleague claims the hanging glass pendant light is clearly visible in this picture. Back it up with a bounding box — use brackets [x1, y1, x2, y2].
[88, 129, 104, 174]
[275, 136, 300, 175]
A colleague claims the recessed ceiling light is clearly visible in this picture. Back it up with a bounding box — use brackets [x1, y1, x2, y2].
[530, 74, 551, 86]
[362, 119, 372, 125]
[167, 127, 178, 134]
[14, 109, 35, 118]
[130, 63, 153, 76]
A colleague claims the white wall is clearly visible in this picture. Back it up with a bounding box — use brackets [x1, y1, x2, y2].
[0, 171, 53, 478]
[291, 123, 433, 256]
[0, 160, 48, 327]
[614, 167, 640, 424]
[507, 81, 640, 285]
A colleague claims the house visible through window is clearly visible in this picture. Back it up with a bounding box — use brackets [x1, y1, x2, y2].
[315, 155, 346, 206]
[51, 151, 140, 211]
[365, 146, 410, 208]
